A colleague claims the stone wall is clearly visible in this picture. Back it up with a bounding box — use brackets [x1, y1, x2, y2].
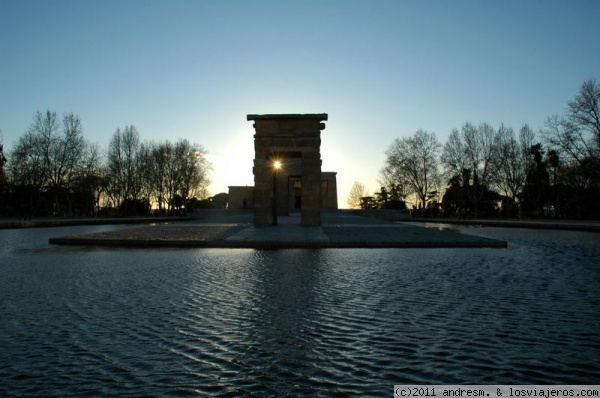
[321, 172, 338, 210]
[228, 186, 254, 209]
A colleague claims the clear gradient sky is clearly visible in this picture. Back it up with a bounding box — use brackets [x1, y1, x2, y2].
[1, 0, 598, 207]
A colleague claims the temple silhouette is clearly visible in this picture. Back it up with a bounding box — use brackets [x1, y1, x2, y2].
[228, 114, 337, 226]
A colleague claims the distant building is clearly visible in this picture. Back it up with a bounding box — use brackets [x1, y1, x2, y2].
[228, 186, 254, 209]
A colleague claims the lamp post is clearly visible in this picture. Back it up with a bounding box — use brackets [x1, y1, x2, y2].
[272, 160, 281, 225]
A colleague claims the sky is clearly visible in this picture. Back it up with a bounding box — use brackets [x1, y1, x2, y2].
[1, 0, 599, 207]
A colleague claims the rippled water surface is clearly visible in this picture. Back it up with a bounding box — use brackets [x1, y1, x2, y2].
[1, 224, 599, 396]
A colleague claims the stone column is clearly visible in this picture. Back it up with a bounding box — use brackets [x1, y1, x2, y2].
[300, 152, 322, 226]
[252, 156, 273, 226]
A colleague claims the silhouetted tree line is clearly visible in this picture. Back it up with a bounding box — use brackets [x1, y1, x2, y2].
[0, 111, 211, 218]
[376, 78, 600, 219]
[357, 186, 408, 211]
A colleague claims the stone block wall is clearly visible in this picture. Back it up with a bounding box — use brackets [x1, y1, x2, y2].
[228, 186, 254, 209]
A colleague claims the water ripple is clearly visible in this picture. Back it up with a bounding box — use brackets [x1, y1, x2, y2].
[1, 227, 600, 396]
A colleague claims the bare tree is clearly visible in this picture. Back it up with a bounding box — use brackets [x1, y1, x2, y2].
[55, 113, 87, 214]
[384, 129, 441, 213]
[163, 140, 180, 212]
[148, 141, 170, 212]
[0, 130, 7, 191]
[543, 80, 600, 188]
[8, 111, 87, 215]
[543, 114, 596, 166]
[0, 130, 9, 209]
[78, 142, 105, 214]
[8, 131, 44, 189]
[493, 123, 535, 216]
[135, 141, 158, 212]
[347, 181, 366, 209]
[106, 125, 141, 209]
[568, 79, 600, 148]
[106, 129, 123, 207]
[175, 139, 211, 208]
[137, 139, 211, 214]
[30, 111, 62, 209]
[176, 140, 210, 212]
[442, 122, 499, 217]
[121, 125, 142, 202]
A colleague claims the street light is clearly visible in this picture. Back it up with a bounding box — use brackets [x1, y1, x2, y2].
[272, 159, 281, 225]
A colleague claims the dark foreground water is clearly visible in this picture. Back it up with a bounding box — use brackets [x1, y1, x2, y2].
[1, 223, 599, 396]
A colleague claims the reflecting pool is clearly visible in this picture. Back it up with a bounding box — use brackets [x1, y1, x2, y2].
[1, 223, 599, 396]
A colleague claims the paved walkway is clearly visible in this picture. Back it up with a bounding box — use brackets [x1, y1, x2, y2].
[48, 212, 507, 249]
[411, 217, 600, 232]
[0, 216, 189, 229]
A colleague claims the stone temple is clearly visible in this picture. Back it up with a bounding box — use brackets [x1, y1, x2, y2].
[228, 114, 337, 226]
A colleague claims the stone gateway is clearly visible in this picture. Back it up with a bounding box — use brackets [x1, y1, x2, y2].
[247, 114, 330, 226]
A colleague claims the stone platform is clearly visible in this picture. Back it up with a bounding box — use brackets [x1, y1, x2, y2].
[48, 212, 507, 249]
